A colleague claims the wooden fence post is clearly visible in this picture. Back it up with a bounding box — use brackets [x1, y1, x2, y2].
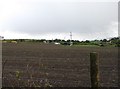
[90, 52, 99, 89]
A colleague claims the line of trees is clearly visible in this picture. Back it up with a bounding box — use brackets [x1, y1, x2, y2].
[2, 37, 120, 47]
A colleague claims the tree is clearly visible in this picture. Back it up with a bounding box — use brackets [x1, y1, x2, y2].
[102, 39, 107, 42]
[85, 40, 90, 43]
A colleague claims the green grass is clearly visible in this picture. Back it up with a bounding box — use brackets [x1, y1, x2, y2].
[73, 44, 99, 47]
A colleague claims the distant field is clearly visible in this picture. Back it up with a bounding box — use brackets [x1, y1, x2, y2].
[2, 42, 118, 87]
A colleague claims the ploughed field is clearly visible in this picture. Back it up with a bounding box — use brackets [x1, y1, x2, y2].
[2, 42, 118, 87]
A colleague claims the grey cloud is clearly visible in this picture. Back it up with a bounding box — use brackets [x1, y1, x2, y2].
[1, 1, 118, 39]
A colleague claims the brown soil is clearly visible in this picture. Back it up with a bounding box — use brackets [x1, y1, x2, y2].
[2, 42, 118, 87]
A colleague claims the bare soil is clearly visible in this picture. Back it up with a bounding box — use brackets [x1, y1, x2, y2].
[2, 42, 118, 87]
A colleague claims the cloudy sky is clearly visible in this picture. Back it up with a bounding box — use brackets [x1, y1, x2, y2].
[0, 0, 119, 41]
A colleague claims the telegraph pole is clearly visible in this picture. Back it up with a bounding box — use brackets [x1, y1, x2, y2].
[70, 32, 72, 46]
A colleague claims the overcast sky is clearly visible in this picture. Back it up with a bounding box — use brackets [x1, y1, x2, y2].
[0, 0, 118, 41]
